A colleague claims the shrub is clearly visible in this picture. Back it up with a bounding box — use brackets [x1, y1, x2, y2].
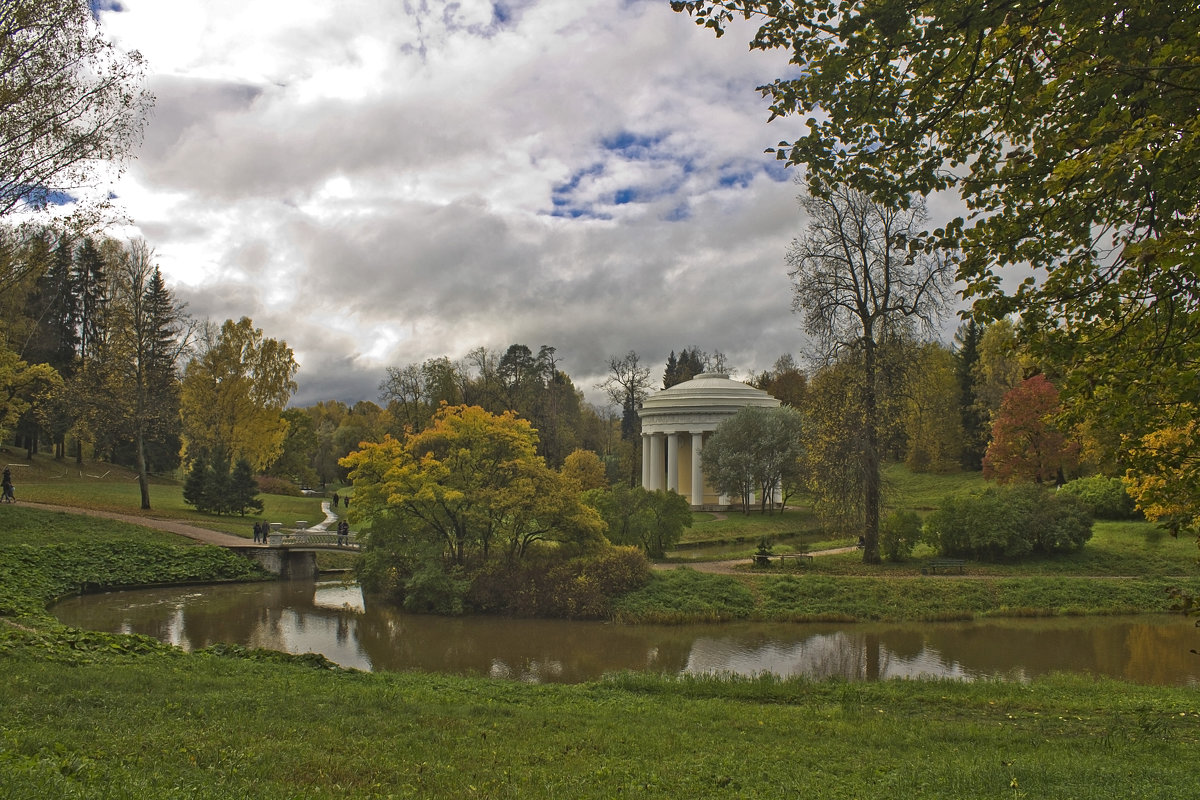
[924, 484, 1093, 561]
[467, 546, 651, 619]
[1057, 476, 1141, 520]
[403, 560, 469, 615]
[255, 475, 301, 496]
[880, 510, 922, 562]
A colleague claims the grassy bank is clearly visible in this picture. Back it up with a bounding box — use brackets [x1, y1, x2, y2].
[4, 486, 1200, 796]
[6, 452, 329, 538]
[4, 638, 1199, 799]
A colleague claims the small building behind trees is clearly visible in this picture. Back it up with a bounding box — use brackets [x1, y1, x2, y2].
[637, 372, 780, 509]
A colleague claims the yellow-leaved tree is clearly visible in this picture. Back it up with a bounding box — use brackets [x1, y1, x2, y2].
[1124, 418, 1200, 537]
[180, 317, 297, 471]
[341, 405, 608, 611]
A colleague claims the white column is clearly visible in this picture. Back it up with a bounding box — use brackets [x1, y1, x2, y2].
[690, 432, 705, 507]
[648, 433, 665, 491]
[666, 432, 679, 493]
[641, 433, 651, 489]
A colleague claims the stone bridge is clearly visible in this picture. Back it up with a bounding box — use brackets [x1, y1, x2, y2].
[237, 503, 360, 579]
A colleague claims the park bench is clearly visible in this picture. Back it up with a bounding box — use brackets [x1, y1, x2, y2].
[923, 558, 966, 575]
[753, 552, 813, 568]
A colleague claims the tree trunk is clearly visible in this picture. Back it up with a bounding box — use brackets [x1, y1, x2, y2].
[135, 424, 151, 510]
[862, 341, 882, 564]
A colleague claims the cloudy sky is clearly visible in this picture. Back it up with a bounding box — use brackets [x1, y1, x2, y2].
[91, 0, 932, 409]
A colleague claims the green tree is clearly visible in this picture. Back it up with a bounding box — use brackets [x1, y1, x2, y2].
[903, 343, 963, 473]
[788, 185, 952, 560]
[228, 457, 263, 517]
[180, 317, 298, 471]
[268, 408, 320, 488]
[701, 405, 807, 514]
[663, 347, 707, 388]
[675, 0, 1200, 540]
[105, 240, 189, 509]
[0, 0, 151, 220]
[584, 484, 692, 559]
[597, 351, 652, 487]
[952, 321, 987, 470]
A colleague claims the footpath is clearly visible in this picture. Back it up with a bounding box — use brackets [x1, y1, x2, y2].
[23, 501, 340, 549]
[656, 545, 860, 574]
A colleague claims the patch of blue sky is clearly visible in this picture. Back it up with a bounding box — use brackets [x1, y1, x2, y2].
[20, 186, 75, 208]
[549, 164, 611, 219]
[600, 131, 668, 161]
[90, 0, 125, 17]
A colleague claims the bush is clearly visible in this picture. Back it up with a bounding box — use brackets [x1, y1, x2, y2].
[467, 546, 652, 619]
[880, 510, 922, 562]
[1057, 476, 1141, 520]
[255, 475, 301, 496]
[924, 484, 1093, 561]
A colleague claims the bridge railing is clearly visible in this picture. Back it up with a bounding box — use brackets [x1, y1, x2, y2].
[267, 531, 360, 550]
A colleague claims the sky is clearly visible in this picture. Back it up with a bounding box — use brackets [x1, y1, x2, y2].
[90, 0, 956, 410]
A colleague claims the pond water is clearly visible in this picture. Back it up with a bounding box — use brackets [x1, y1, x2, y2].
[51, 580, 1200, 686]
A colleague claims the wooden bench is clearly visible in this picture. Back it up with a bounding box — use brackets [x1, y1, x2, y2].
[923, 558, 966, 575]
[753, 553, 813, 568]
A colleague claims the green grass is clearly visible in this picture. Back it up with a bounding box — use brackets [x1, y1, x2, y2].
[4, 464, 1200, 796]
[2, 636, 1199, 799]
[7, 452, 331, 538]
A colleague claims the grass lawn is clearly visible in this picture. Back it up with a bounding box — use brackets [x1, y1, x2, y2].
[7, 452, 332, 538]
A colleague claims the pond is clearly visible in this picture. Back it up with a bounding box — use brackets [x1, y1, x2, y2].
[51, 579, 1200, 686]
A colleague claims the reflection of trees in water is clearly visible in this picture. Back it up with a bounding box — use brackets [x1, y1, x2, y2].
[353, 606, 693, 682]
[54, 588, 1200, 686]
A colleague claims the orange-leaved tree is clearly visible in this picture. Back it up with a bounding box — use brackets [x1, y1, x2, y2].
[982, 375, 1078, 485]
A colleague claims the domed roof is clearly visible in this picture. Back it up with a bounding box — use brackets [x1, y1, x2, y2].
[638, 373, 780, 434]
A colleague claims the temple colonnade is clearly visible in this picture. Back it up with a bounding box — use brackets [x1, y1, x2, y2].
[637, 373, 781, 509]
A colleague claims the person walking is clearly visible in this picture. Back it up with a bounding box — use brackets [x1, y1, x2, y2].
[2, 467, 14, 503]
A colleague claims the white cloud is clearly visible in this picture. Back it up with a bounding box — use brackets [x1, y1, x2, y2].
[96, 0, 885, 409]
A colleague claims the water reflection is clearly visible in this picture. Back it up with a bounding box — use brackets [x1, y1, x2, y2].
[51, 581, 1200, 686]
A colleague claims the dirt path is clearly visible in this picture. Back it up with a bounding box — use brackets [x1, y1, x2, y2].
[654, 546, 861, 574]
[23, 502, 265, 548]
[23, 501, 343, 549]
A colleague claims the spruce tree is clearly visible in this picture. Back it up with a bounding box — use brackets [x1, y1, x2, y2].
[228, 457, 263, 517]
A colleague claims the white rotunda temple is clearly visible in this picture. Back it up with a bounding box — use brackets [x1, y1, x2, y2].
[637, 372, 781, 509]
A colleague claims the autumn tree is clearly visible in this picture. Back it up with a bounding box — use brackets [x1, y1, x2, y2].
[0, 0, 151, 220]
[903, 343, 963, 473]
[788, 185, 952, 561]
[748, 354, 807, 408]
[561, 448, 608, 492]
[1123, 418, 1200, 536]
[180, 317, 297, 471]
[983, 375, 1079, 485]
[342, 405, 605, 570]
[0, 346, 61, 444]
